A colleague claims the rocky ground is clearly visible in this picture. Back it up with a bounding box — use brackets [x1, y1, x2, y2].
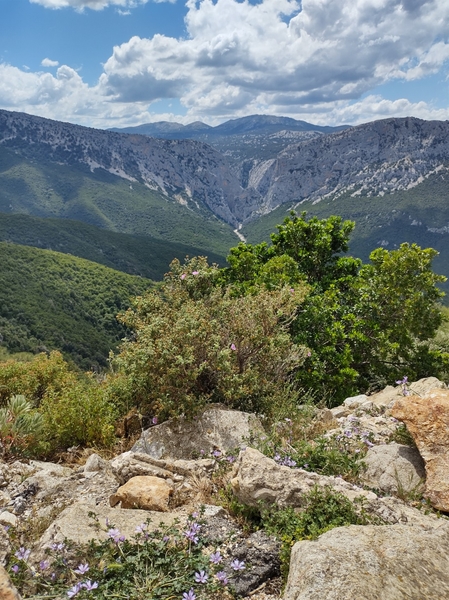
[2, 377, 449, 599]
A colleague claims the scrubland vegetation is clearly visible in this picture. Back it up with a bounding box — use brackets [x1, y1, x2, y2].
[1, 211, 447, 460]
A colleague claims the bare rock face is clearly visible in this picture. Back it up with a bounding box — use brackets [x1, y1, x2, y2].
[131, 408, 263, 460]
[391, 388, 449, 511]
[283, 523, 449, 600]
[230, 447, 377, 508]
[109, 476, 173, 511]
[360, 443, 425, 495]
[0, 565, 21, 600]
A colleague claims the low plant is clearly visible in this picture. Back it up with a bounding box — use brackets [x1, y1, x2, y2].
[8, 511, 249, 599]
[260, 485, 376, 581]
[0, 394, 43, 459]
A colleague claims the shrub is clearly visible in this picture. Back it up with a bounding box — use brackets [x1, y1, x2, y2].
[0, 394, 43, 459]
[109, 257, 308, 420]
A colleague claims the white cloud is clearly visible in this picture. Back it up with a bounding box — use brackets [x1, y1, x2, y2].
[29, 0, 155, 11]
[5, 0, 449, 127]
[41, 58, 59, 67]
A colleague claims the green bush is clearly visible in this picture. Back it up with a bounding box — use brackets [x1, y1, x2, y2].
[0, 394, 43, 459]
[109, 257, 308, 420]
[39, 378, 116, 455]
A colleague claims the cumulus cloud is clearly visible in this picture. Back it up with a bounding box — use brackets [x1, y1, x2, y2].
[41, 58, 59, 67]
[5, 0, 449, 127]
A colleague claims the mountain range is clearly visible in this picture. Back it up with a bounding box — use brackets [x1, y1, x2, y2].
[1, 109, 449, 280]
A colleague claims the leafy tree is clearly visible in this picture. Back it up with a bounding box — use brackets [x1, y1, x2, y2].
[223, 213, 448, 403]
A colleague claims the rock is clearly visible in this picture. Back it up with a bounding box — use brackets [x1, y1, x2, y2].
[283, 522, 449, 600]
[225, 530, 281, 597]
[84, 453, 108, 473]
[391, 388, 449, 511]
[29, 461, 73, 478]
[343, 394, 368, 408]
[0, 525, 11, 566]
[131, 407, 263, 460]
[38, 501, 185, 548]
[0, 565, 21, 600]
[0, 511, 17, 528]
[231, 447, 376, 509]
[110, 451, 190, 485]
[109, 476, 173, 511]
[361, 443, 425, 495]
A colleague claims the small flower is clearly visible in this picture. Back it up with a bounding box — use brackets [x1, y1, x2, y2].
[192, 271, 199, 276]
[307, 351, 312, 357]
[15, 547, 30, 561]
[67, 583, 83, 598]
[210, 550, 222, 564]
[231, 559, 245, 571]
[163, 535, 170, 542]
[107, 528, 125, 543]
[152, 416, 158, 425]
[82, 580, 99, 591]
[230, 343, 237, 351]
[51, 542, 65, 552]
[182, 589, 196, 600]
[289, 287, 295, 293]
[226, 455, 235, 463]
[181, 273, 187, 280]
[39, 560, 50, 571]
[74, 563, 89, 575]
[213, 449, 222, 458]
[135, 523, 148, 534]
[195, 570, 209, 583]
[216, 571, 228, 585]
[11, 565, 19, 574]
[184, 529, 199, 544]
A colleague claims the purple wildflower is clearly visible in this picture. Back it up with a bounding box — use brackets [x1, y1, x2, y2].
[231, 559, 245, 571]
[39, 560, 50, 571]
[135, 523, 148, 534]
[210, 550, 222, 564]
[82, 580, 99, 591]
[67, 582, 83, 598]
[182, 589, 196, 600]
[213, 449, 222, 458]
[50, 542, 65, 552]
[230, 343, 237, 351]
[195, 570, 209, 583]
[181, 273, 187, 280]
[192, 271, 199, 276]
[74, 563, 89, 575]
[107, 528, 125, 543]
[216, 571, 228, 585]
[11, 565, 19, 574]
[15, 547, 30, 561]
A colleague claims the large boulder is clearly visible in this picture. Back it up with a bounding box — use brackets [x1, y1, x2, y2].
[283, 522, 449, 600]
[391, 388, 449, 511]
[131, 407, 263, 460]
[360, 442, 425, 495]
[230, 447, 376, 508]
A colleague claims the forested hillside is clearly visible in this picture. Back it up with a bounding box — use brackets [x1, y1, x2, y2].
[0, 243, 152, 369]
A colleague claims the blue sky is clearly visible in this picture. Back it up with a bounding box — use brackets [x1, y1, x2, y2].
[0, 0, 448, 129]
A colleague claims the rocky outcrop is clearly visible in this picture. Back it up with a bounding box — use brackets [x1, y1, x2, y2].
[131, 407, 263, 460]
[283, 522, 449, 600]
[360, 443, 425, 496]
[391, 387, 449, 511]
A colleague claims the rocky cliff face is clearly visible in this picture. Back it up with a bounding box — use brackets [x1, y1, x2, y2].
[1, 110, 449, 227]
[0, 109, 254, 227]
[244, 117, 449, 220]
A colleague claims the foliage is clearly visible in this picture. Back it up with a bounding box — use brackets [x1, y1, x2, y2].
[0, 351, 76, 408]
[226, 212, 447, 404]
[38, 378, 116, 456]
[261, 485, 374, 581]
[110, 257, 308, 419]
[0, 212, 227, 281]
[0, 242, 153, 369]
[254, 414, 369, 481]
[0, 394, 43, 459]
[8, 512, 246, 599]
